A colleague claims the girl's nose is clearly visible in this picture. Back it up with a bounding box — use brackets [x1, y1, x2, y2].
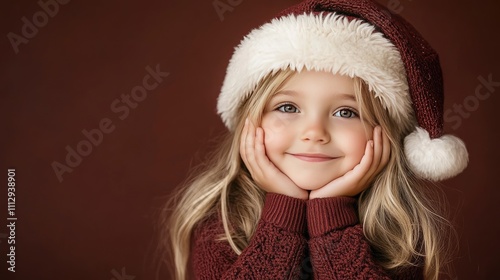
[300, 118, 331, 144]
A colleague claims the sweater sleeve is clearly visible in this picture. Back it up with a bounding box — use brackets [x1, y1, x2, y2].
[192, 193, 308, 279]
[306, 196, 423, 280]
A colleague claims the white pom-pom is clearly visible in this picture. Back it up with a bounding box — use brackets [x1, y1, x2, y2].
[404, 127, 468, 181]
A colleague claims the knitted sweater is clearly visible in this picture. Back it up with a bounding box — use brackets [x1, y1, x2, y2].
[192, 193, 423, 279]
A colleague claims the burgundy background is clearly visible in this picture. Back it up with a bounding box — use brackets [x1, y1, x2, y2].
[1, 0, 499, 279]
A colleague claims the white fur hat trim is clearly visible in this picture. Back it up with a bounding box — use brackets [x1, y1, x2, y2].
[217, 12, 412, 131]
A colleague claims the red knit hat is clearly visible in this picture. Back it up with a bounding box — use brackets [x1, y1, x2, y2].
[216, 0, 468, 181]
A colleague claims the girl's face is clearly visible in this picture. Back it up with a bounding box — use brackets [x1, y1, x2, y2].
[261, 70, 373, 191]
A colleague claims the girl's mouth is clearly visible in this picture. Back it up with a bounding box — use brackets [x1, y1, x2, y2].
[289, 153, 337, 162]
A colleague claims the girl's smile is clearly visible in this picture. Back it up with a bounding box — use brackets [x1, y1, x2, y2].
[287, 153, 338, 162]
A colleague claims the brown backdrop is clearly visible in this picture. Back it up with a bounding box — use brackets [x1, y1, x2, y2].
[1, 0, 499, 279]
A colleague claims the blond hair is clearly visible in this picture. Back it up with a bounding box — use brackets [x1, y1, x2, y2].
[159, 68, 455, 280]
[354, 79, 457, 279]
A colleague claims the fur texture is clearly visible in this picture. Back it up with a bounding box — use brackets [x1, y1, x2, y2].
[217, 12, 412, 131]
[404, 127, 468, 181]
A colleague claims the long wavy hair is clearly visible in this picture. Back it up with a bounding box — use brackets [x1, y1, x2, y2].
[159, 68, 456, 280]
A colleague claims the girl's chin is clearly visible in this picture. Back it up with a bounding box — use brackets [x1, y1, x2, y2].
[296, 184, 324, 191]
[293, 178, 338, 191]
[284, 172, 343, 191]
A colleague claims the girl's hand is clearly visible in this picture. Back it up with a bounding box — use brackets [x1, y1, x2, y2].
[309, 126, 390, 199]
[240, 118, 309, 200]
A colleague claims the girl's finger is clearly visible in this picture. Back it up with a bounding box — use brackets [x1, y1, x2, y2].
[255, 127, 266, 165]
[246, 120, 266, 181]
[347, 139, 375, 186]
[377, 127, 391, 174]
[352, 136, 378, 190]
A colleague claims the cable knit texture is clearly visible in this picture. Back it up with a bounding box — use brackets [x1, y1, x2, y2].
[192, 193, 423, 279]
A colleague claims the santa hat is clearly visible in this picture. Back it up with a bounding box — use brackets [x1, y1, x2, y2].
[216, 0, 468, 181]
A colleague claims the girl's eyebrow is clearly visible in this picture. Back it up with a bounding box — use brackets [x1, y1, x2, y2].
[273, 90, 356, 101]
[273, 90, 298, 97]
[333, 93, 357, 101]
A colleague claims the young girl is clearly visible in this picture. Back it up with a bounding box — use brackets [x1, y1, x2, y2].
[161, 0, 469, 279]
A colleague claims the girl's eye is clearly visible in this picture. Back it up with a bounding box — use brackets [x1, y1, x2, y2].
[334, 109, 357, 118]
[276, 104, 299, 113]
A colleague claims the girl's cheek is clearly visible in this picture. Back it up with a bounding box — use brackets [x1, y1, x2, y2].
[353, 131, 372, 162]
[262, 114, 289, 144]
[335, 122, 371, 163]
